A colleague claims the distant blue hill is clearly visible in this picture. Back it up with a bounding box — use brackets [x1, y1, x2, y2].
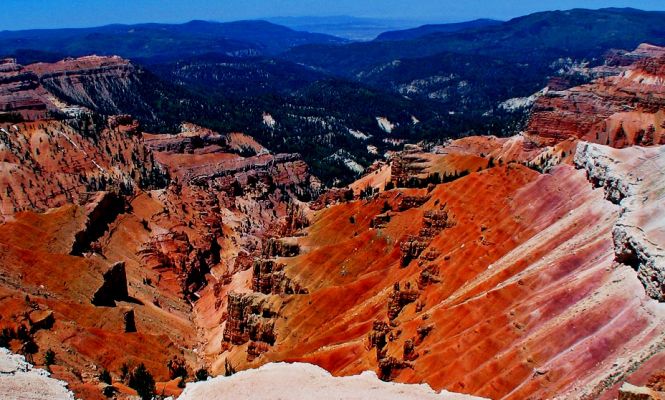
[267, 16, 425, 41]
[0, 20, 347, 62]
[375, 19, 503, 41]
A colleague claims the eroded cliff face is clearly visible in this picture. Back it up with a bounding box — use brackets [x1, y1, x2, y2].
[0, 56, 322, 398]
[0, 200, 198, 398]
[3, 45, 665, 400]
[433, 44, 665, 176]
[575, 142, 665, 302]
[25, 56, 154, 119]
[0, 58, 54, 120]
[208, 140, 665, 400]
[0, 56, 150, 121]
[204, 49, 665, 398]
[0, 116, 166, 221]
[178, 362, 484, 400]
[527, 50, 665, 149]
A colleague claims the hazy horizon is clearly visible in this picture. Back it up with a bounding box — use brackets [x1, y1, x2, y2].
[3, 0, 665, 31]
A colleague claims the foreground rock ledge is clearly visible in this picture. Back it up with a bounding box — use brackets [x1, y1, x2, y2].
[0, 348, 74, 400]
[575, 142, 665, 301]
[178, 362, 485, 400]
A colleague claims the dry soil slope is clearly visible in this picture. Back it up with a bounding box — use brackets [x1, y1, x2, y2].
[219, 142, 665, 399]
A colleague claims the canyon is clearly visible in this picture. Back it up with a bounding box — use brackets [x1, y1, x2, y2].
[1, 39, 665, 400]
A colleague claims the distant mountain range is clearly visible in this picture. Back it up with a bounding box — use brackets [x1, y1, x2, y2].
[282, 7, 665, 118]
[266, 16, 426, 41]
[5, 5, 665, 400]
[284, 7, 665, 74]
[4, 7, 665, 185]
[0, 20, 347, 62]
[374, 18, 502, 41]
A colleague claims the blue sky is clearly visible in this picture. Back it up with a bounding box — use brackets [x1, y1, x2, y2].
[4, 0, 665, 30]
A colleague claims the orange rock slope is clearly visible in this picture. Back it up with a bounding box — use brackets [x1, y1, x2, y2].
[527, 45, 665, 149]
[2, 46, 665, 400]
[0, 115, 165, 220]
[439, 44, 665, 172]
[0, 58, 321, 399]
[215, 149, 665, 399]
[0, 56, 143, 120]
[208, 46, 665, 400]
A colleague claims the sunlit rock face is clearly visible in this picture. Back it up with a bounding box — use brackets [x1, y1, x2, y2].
[209, 137, 665, 399]
[0, 56, 147, 121]
[3, 37, 665, 400]
[527, 48, 665, 148]
[178, 362, 484, 400]
[0, 53, 323, 398]
[0, 116, 166, 220]
[0, 348, 75, 400]
[576, 142, 665, 302]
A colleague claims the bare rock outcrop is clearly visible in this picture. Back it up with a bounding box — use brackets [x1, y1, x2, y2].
[0, 59, 53, 120]
[575, 142, 665, 301]
[378, 357, 413, 382]
[397, 195, 430, 212]
[28, 310, 55, 333]
[222, 293, 275, 346]
[387, 282, 420, 320]
[418, 265, 442, 289]
[0, 116, 167, 220]
[618, 383, 665, 400]
[527, 48, 665, 149]
[139, 228, 220, 300]
[390, 152, 428, 188]
[91, 261, 129, 306]
[0, 348, 74, 400]
[262, 238, 300, 258]
[251, 259, 307, 295]
[370, 212, 392, 229]
[121, 307, 137, 333]
[368, 321, 391, 357]
[400, 207, 454, 267]
[178, 362, 484, 400]
[399, 236, 430, 267]
[27, 55, 153, 119]
[403, 339, 419, 361]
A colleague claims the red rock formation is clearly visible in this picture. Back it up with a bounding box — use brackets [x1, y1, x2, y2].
[403, 339, 418, 362]
[390, 151, 429, 188]
[605, 43, 665, 68]
[222, 293, 275, 346]
[210, 152, 665, 400]
[371, 212, 392, 229]
[427, 44, 665, 173]
[0, 54, 322, 394]
[0, 58, 53, 120]
[5, 47, 665, 400]
[0, 117, 166, 220]
[25, 56, 149, 118]
[0, 56, 147, 121]
[0, 203, 196, 398]
[387, 282, 420, 320]
[246, 341, 271, 362]
[399, 236, 429, 267]
[251, 259, 307, 295]
[378, 356, 413, 381]
[310, 188, 353, 210]
[397, 194, 430, 211]
[527, 49, 665, 148]
[261, 238, 300, 258]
